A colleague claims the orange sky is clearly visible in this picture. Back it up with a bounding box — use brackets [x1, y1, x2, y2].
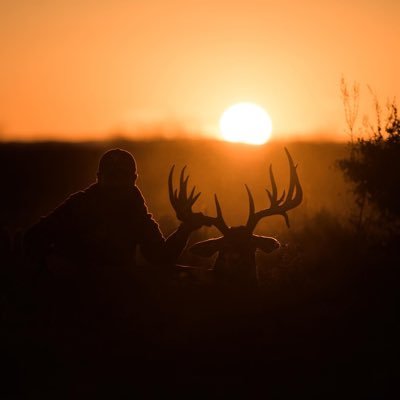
[0, 0, 399, 141]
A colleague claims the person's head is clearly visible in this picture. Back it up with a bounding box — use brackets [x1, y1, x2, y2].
[97, 149, 138, 188]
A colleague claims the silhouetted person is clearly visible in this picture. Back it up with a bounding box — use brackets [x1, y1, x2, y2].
[23, 149, 206, 275]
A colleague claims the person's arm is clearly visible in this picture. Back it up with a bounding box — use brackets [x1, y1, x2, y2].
[164, 214, 208, 262]
[23, 192, 82, 262]
[140, 220, 202, 266]
[139, 216, 207, 267]
[137, 211, 190, 265]
[135, 187, 203, 265]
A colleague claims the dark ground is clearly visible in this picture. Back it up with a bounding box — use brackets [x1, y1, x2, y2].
[2, 258, 398, 399]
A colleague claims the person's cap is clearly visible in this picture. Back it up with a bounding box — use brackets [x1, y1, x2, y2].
[98, 148, 137, 177]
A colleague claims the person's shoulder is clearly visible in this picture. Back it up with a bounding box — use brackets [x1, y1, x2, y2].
[67, 190, 86, 201]
[131, 185, 144, 198]
[126, 185, 150, 215]
[128, 185, 147, 206]
[61, 183, 97, 206]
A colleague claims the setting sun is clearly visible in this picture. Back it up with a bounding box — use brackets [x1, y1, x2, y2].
[219, 102, 273, 145]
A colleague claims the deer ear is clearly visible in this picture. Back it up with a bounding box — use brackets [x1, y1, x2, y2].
[252, 235, 280, 254]
[189, 237, 224, 257]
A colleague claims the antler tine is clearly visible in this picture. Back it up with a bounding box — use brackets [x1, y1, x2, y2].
[247, 148, 303, 231]
[188, 186, 201, 207]
[285, 147, 302, 205]
[269, 165, 278, 203]
[179, 166, 189, 202]
[168, 165, 178, 208]
[214, 194, 229, 234]
[266, 165, 286, 207]
[245, 184, 255, 230]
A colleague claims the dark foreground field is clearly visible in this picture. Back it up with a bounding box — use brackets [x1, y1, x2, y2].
[1, 139, 399, 398]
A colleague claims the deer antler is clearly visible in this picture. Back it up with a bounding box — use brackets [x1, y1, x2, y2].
[168, 165, 201, 221]
[246, 147, 303, 232]
[168, 166, 229, 234]
[213, 194, 230, 234]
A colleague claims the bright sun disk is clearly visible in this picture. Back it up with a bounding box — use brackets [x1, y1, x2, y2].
[219, 102, 272, 145]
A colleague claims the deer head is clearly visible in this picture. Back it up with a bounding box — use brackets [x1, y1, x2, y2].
[168, 148, 303, 286]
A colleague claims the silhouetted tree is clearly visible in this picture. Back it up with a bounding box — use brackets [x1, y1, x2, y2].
[338, 98, 400, 232]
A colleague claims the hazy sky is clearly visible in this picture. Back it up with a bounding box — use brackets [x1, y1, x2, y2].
[1, 0, 399, 141]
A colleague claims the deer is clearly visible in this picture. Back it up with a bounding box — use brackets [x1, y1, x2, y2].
[168, 148, 303, 287]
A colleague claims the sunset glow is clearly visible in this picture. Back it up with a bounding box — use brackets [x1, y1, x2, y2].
[220, 103, 272, 145]
[0, 1, 399, 141]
